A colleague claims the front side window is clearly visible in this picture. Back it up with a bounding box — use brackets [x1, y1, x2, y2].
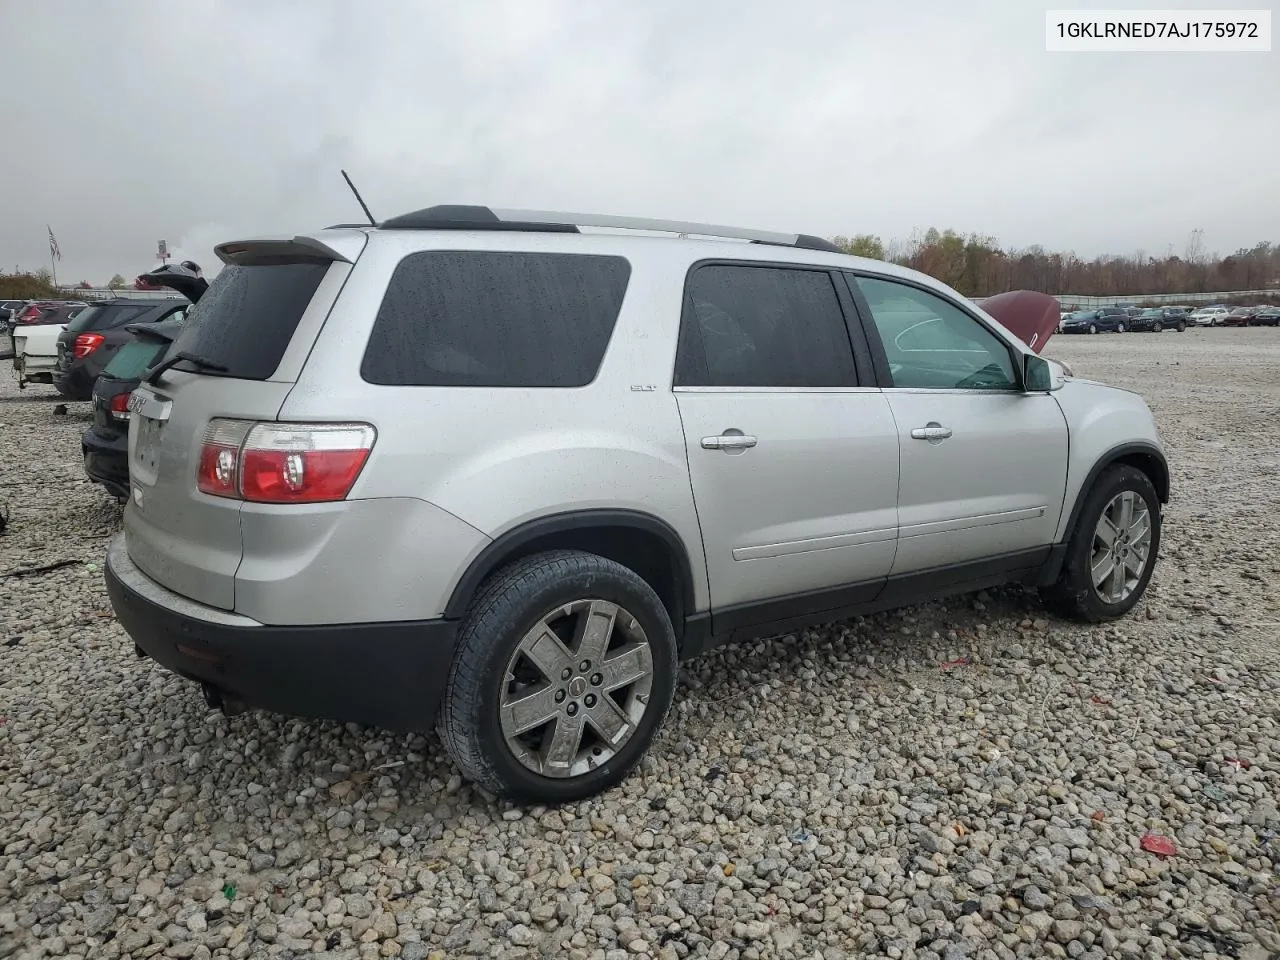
[855, 276, 1018, 391]
[674, 265, 857, 388]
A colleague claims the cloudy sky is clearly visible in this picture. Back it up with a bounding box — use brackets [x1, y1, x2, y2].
[3, 0, 1276, 284]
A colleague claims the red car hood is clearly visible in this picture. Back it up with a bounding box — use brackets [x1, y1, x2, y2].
[979, 290, 1060, 354]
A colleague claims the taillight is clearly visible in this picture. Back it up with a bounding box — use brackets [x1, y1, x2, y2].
[109, 392, 132, 422]
[17, 307, 42, 324]
[74, 333, 105, 357]
[196, 419, 375, 504]
[196, 419, 254, 498]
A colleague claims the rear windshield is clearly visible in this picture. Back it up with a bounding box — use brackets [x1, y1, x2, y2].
[103, 338, 170, 380]
[165, 260, 330, 380]
[67, 303, 154, 333]
[361, 251, 631, 387]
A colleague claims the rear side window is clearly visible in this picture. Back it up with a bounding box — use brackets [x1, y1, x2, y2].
[362, 252, 630, 387]
[166, 260, 330, 380]
[674, 264, 857, 388]
[66, 304, 153, 333]
[103, 339, 170, 380]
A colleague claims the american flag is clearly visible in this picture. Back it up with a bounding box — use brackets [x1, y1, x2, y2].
[48, 226, 61, 261]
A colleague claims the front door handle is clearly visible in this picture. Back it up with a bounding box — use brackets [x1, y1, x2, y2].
[910, 422, 953, 442]
[702, 433, 758, 451]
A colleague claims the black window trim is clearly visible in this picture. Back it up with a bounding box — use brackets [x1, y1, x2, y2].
[671, 257, 873, 391]
[359, 249, 633, 390]
[839, 270, 1028, 392]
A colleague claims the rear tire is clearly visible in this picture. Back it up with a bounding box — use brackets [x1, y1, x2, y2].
[438, 550, 677, 804]
[1041, 465, 1161, 623]
[1116, 323, 1125, 333]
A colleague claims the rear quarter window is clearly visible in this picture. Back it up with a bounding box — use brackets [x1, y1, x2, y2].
[361, 251, 631, 387]
[165, 260, 331, 380]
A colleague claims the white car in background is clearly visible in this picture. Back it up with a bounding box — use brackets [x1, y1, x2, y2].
[1189, 306, 1229, 327]
[10, 302, 88, 389]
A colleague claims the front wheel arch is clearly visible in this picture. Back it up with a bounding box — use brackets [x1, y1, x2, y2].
[1058, 443, 1169, 548]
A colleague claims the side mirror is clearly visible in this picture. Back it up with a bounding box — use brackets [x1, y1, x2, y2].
[1023, 353, 1056, 392]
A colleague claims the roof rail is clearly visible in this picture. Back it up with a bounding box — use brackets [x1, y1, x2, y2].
[377, 205, 843, 254]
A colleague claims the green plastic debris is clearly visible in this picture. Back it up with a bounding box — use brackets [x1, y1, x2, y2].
[222, 883, 237, 901]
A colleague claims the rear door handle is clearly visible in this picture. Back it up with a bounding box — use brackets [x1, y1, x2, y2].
[910, 423, 953, 442]
[702, 434, 758, 450]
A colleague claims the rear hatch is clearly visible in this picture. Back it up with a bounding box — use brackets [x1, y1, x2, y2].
[91, 320, 185, 433]
[977, 290, 1061, 354]
[124, 233, 365, 610]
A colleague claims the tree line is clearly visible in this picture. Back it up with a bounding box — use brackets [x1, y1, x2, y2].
[830, 229, 1280, 299]
[0, 269, 130, 300]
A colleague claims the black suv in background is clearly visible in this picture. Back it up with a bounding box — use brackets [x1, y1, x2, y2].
[82, 317, 186, 500]
[1129, 307, 1190, 333]
[53, 298, 187, 400]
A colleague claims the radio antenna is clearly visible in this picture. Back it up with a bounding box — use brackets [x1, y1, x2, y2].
[341, 169, 377, 226]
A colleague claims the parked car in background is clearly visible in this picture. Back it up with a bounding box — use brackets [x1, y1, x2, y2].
[1129, 308, 1189, 333]
[1252, 306, 1280, 326]
[1059, 307, 1128, 334]
[0, 299, 25, 330]
[1122, 306, 1143, 320]
[0, 301, 23, 360]
[12, 303, 89, 390]
[11, 300, 88, 327]
[82, 318, 186, 500]
[53, 298, 188, 400]
[105, 205, 1169, 804]
[1220, 307, 1256, 327]
[1059, 310, 1099, 334]
[1190, 306, 1229, 326]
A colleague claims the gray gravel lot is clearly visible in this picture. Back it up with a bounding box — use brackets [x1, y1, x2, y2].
[1, 328, 1278, 960]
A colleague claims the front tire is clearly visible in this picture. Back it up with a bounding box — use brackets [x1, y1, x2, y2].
[1153, 322, 1162, 333]
[1041, 465, 1161, 623]
[1116, 323, 1125, 333]
[1089, 324, 1098, 334]
[438, 550, 678, 804]
[1177, 322, 1186, 332]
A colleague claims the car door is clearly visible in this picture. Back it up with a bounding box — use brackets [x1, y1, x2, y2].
[848, 274, 1068, 579]
[673, 262, 900, 634]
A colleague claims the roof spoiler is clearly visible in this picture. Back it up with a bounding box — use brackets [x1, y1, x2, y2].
[214, 230, 367, 266]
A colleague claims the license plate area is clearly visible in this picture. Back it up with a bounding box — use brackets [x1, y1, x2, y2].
[129, 389, 172, 484]
[133, 415, 164, 479]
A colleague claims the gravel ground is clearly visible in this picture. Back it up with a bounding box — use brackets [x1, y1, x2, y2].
[1, 328, 1278, 960]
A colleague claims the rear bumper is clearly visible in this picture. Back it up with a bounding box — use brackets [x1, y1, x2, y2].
[82, 425, 130, 498]
[53, 362, 94, 400]
[105, 534, 459, 732]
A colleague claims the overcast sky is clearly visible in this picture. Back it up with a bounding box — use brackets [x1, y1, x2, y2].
[2, 0, 1276, 284]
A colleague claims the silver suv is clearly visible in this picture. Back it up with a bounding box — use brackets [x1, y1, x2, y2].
[106, 206, 1169, 803]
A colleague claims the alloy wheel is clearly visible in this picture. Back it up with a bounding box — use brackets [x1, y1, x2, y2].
[1090, 491, 1152, 604]
[499, 599, 654, 779]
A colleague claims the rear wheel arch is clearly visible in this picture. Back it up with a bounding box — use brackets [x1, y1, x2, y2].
[444, 510, 698, 642]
